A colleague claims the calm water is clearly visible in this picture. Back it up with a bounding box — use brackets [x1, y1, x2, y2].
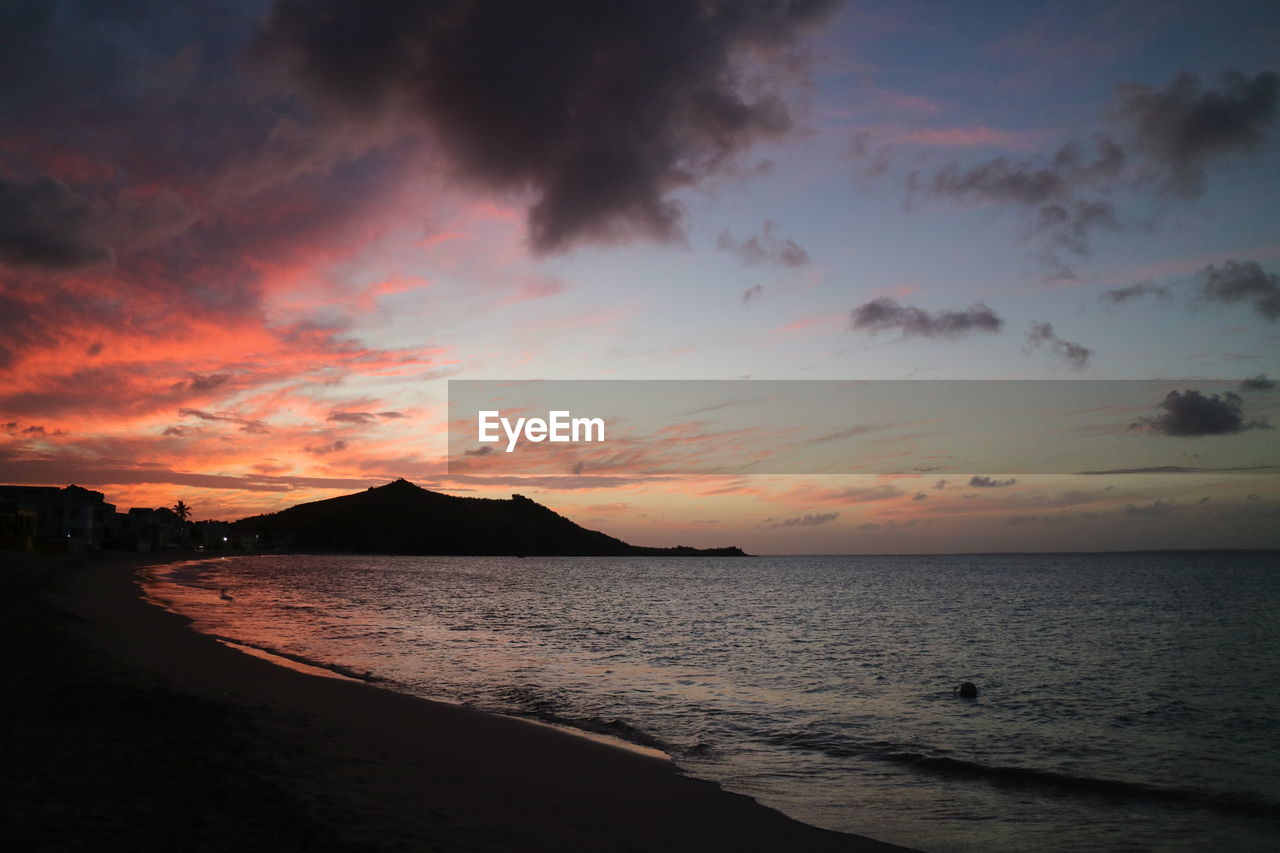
[144, 552, 1280, 852]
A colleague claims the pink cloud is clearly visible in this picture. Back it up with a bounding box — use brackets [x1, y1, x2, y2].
[885, 125, 1043, 151]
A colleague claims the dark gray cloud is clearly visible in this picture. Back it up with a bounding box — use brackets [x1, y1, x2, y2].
[850, 298, 1003, 339]
[259, 0, 841, 254]
[927, 136, 1125, 278]
[969, 475, 1017, 488]
[0, 2, 265, 181]
[1101, 282, 1170, 303]
[1132, 389, 1271, 436]
[1034, 199, 1120, 263]
[718, 220, 810, 267]
[741, 284, 764, 306]
[1240, 375, 1275, 391]
[1025, 321, 1093, 369]
[1199, 260, 1280, 320]
[929, 136, 1124, 207]
[917, 71, 1279, 278]
[764, 511, 839, 529]
[1115, 70, 1279, 197]
[0, 176, 110, 270]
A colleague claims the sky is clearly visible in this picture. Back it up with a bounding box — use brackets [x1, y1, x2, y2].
[1, 0, 1278, 553]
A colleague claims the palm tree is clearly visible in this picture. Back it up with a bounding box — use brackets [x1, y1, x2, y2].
[172, 500, 191, 521]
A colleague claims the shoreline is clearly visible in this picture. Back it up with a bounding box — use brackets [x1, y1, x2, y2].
[24, 551, 917, 851]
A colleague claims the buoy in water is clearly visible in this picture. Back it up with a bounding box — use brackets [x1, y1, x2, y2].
[954, 681, 978, 698]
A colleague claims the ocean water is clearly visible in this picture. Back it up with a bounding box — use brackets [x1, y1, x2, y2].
[144, 552, 1280, 852]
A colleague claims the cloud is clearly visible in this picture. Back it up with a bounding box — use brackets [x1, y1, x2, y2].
[1124, 499, 1173, 516]
[178, 408, 270, 434]
[849, 298, 1003, 339]
[1024, 321, 1093, 369]
[1101, 282, 1169, 303]
[926, 136, 1125, 278]
[328, 411, 379, 424]
[1131, 389, 1271, 436]
[882, 125, 1041, 151]
[916, 71, 1277, 278]
[1114, 70, 1279, 197]
[259, 0, 841, 254]
[912, 492, 928, 501]
[1240, 375, 1275, 391]
[785, 483, 902, 505]
[0, 175, 110, 270]
[1034, 199, 1120, 260]
[807, 425, 882, 444]
[765, 511, 839, 529]
[2, 420, 56, 437]
[174, 373, 231, 394]
[741, 284, 764, 306]
[1077, 465, 1276, 474]
[718, 220, 810, 267]
[969, 476, 1017, 488]
[927, 137, 1123, 207]
[1199, 260, 1280, 321]
[304, 439, 348, 455]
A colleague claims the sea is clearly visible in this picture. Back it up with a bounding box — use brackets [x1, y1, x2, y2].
[142, 551, 1280, 852]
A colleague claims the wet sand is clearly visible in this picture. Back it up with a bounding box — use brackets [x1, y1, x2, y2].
[6, 552, 917, 851]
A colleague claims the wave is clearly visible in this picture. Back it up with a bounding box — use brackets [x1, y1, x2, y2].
[770, 730, 1280, 820]
[531, 713, 671, 752]
[213, 636, 378, 683]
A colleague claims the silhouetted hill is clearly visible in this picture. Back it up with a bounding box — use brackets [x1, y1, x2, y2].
[233, 479, 746, 557]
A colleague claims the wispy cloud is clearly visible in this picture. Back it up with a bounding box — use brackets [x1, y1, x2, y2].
[1024, 322, 1093, 370]
[763, 512, 840, 529]
[718, 221, 810, 267]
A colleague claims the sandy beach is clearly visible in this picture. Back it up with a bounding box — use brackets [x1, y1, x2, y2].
[3, 552, 916, 852]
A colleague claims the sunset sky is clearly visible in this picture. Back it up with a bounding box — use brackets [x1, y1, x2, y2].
[2, 0, 1278, 553]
